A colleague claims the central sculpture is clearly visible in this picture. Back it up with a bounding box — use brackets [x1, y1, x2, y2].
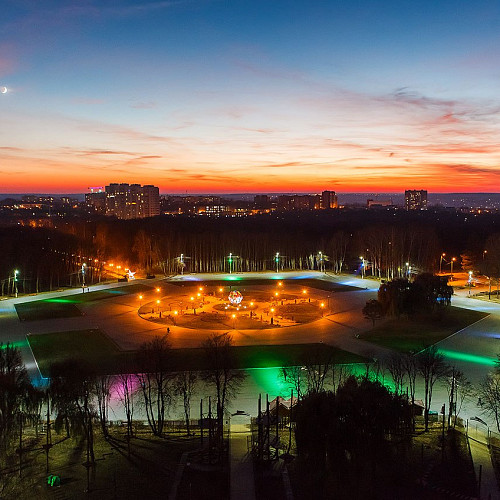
[228, 290, 243, 306]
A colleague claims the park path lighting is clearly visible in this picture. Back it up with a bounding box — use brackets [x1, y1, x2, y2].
[275, 252, 280, 273]
[228, 253, 233, 274]
[359, 256, 365, 279]
[450, 257, 456, 281]
[468, 271, 473, 296]
[439, 253, 446, 274]
[81, 263, 87, 293]
[156, 287, 161, 293]
[139, 294, 143, 308]
[483, 250, 488, 260]
[13, 269, 19, 298]
[231, 313, 236, 329]
[320, 302, 325, 316]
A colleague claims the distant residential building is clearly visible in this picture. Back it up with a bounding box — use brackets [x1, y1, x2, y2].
[405, 190, 428, 210]
[90, 183, 160, 219]
[367, 198, 393, 209]
[321, 190, 338, 209]
[254, 194, 270, 208]
[85, 187, 107, 213]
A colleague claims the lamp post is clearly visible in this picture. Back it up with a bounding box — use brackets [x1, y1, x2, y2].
[439, 253, 446, 274]
[13, 269, 19, 298]
[468, 271, 473, 296]
[318, 251, 324, 273]
[320, 302, 325, 317]
[81, 263, 87, 293]
[229, 253, 233, 274]
[359, 257, 365, 279]
[275, 252, 280, 273]
[139, 294, 143, 309]
[450, 257, 456, 281]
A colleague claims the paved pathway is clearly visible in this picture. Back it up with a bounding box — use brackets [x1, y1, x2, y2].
[230, 425, 255, 500]
[468, 438, 500, 500]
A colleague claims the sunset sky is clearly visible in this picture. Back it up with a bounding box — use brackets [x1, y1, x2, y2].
[2, 0, 500, 193]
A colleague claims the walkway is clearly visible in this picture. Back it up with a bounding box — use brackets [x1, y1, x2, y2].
[468, 438, 500, 500]
[230, 425, 255, 500]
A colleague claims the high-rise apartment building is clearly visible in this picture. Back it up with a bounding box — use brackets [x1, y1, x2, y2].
[405, 190, 428, 210]
[86, 183, 160, 219]
[320, 190, 338, 209]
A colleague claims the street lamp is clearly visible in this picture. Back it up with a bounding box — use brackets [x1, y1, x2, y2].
[81, 263, 87, 293]
[318, 251, 324, 273]
[359, 256, 365, 279]
[13, 269, 19, 298]
[275, 252, 280, 273]
[229, 253, 233, 274]
[468, 271, 473, 296]
[439, 253, 446, 274]
[483, 250, 488, 261]
[450, 257, 456, 281]
[139, 294, 143, 308]
[320, 302, 325, 316]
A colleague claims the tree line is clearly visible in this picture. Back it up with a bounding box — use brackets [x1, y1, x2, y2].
[5, 208, 500, 294]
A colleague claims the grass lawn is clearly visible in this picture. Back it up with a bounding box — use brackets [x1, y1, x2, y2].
[360, 306, 488, 353]
[73, 283, 154, 303]
[28, 329, 368, 377]
[14, 284, 153, 321]
[15, 300, 82, 321]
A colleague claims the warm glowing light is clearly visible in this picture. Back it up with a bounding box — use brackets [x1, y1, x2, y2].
[199, 286, 203, 291]
[190, 296, 194, 301]
[156, 300, 160, 305]
[270, 308, 275, 313]
[117, 265, 122, 269]
[232, 314, 236, 318]
[452, 257, 456, 262]
[174, 310, 178, 315]
[250, 302, 254, 306]
[139, 295, 143, 300]
[197, 293, 201, 297]
[275, 292, 279, 296]
[320, 302, 325, 308]
[219, 288, 223, 292]
[156, 287, 160, 292]
[302, 289, 307, 294]
[278, 282, 282, 287]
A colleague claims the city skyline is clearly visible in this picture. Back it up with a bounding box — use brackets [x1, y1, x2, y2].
[2, 0, 500, 193]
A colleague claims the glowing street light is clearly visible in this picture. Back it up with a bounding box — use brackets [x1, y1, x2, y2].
[228, 252, 233, 274]
[450, 257, 456, 281]
[468, 270, 473, 296]
[81, 263, 87, 292]
[439, 253, 446, 274]
[139, 294, 143, 308]
[13, 269, 19, 298]
[275, 252, 280, 273]
[359, 256, 365, 279]
[156, 287, 161, 293]
[320, 302, 325, 316]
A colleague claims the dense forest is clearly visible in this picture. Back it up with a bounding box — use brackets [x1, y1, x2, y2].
[1, 208, 500, 294]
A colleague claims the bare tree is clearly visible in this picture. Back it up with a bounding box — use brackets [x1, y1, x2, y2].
[281, 365, 306, 400]
[303, 347, 333, 393]
[115, 371, 135, 441]
[202, 333, 245, 447]
[174, 371, 198, 435]
[479, 373, 500, 432]
[402, 353, 418, 429]
[417, 346, 448, 431]
[386, 353, 405, 396]
[136, 336, 172, 436]
[94, 374, 112, 438]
